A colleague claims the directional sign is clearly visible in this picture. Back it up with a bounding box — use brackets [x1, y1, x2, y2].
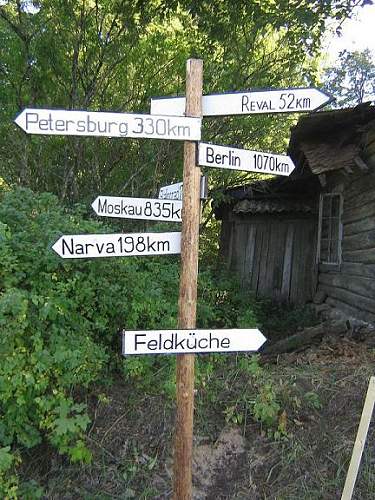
[122, 328, 267, 355]
[159, 176, 208, 201]
[92, 196, 182, 222]
[14, 108, 201, 141]
[198, 142, 295, 176]
[158, 181, 184, 201]
[151, 87, 333, 117]
[52, 232, 181, 259]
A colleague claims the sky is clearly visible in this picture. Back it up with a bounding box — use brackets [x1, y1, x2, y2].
[323, 2, 375, 62]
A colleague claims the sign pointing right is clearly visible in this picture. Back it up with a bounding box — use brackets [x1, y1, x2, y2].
[151, 87, 333, 117]
[198, 142, 295, 176]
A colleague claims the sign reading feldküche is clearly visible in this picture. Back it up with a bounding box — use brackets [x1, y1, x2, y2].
[151, 87, 332, 117]
[52, 232, 181, 259]
[92, 196, 182, 222]
[198, 142, 295, 176]
[122, 328, 266, 355]
[15, 108, 201, 141]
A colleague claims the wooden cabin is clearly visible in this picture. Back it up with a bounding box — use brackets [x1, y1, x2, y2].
[215, 103, 375, 323]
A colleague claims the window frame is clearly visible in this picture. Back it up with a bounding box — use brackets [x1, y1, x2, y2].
[316, 192, 343, 266]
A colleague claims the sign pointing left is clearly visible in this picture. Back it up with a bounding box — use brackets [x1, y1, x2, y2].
[52, 232, 181, 259]
[14, 108, 201, 141]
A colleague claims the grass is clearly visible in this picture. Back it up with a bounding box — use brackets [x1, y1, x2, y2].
[18, 316, 375, 499]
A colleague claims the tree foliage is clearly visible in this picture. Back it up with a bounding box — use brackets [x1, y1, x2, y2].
[0, 0, 367, 202]
[323, 48, 375, 107]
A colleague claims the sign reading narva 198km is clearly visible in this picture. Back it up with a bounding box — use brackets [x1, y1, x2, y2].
[52, 232, 181, 259]
[92, 196, 182, 222]
[15, 108, 201, 141]
[122, 328, 267, 355]
[151, 87, 332, 117]
[199, 142, 295, 176]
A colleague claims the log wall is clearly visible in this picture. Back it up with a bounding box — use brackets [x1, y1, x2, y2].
[317, 170, 375, 323]
[220, 214, 317, 304]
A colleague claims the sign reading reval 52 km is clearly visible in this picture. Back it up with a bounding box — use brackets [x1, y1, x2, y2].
[198, 142, 295, 176]
[52, 232, 181, 259]
[122, 328, 267, 355]
[151, 87, 332, 117]
[92, 196, 182, 222]
[15, 108, 201, 141]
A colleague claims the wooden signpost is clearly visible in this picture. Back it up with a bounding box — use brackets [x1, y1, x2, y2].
[15, 58, 334, 500]
[173, 58, 203, 500]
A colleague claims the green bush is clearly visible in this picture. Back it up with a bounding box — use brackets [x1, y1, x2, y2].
[0, 187, 259, 494]
[0, 188, 182, 489]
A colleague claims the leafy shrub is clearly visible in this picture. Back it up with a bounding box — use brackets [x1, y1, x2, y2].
[0, 188, 182, 488]
[0, 187, 260, 493]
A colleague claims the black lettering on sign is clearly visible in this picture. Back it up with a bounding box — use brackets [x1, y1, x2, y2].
[206, 146, 215, 164]
[241, 95, 249, 112]
[26, 112, 39, 130]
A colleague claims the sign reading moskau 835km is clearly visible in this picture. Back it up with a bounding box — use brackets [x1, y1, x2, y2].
[199, 142, 295, 176]
[92, 196, 182, 222]
[52, 232, 181, 259]
[14, 108, 201, 140]
[151, 87, 332, 117]
[122, 328, 267, 355]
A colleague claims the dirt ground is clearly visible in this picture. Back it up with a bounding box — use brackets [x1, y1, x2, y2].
[24, 333, 375, 499]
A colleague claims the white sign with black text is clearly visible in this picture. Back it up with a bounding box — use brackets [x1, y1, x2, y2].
[158, 176, 208, 201]
[15, 108, 201, 141]
[92, 196, 182, 222]
[151, 87, 332, 117]
[158, 181, 184, 201]
[52, 232, 181, 259]
[198, 142, 295, 176]
[122, 328, 267, 355]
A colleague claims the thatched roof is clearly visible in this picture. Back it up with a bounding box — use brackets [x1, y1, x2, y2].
[288, 102, 375, 175]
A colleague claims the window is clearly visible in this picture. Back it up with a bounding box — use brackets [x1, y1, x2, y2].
[317, 193, 342, 265]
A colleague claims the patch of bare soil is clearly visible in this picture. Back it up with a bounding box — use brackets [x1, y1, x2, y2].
[24, 333, 375, 499]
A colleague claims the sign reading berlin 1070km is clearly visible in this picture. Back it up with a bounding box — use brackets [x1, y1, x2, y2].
[198, 142, 295, 176]
[151, 87, 332, 117]
[15, 108, 201, 141]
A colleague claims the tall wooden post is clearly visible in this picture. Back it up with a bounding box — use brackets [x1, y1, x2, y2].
[173, 59, 203, 500]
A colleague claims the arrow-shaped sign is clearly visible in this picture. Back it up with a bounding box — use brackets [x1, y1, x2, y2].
[198, 142, 295, 176]
[52, 232, 181, 259]
[15, 108, 201, 141]
[151, 87, 333, 117]
[122, 328, 267, 355]
[92, 196, 182, 222]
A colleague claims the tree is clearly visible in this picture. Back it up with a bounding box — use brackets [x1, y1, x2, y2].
[323, 48, 375, 107]
[0, 0, 369, 204]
